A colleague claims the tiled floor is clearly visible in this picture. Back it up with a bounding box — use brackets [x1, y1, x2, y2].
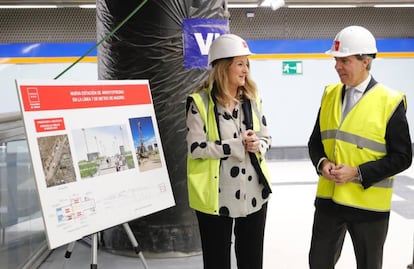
[39, 160, 414, 269]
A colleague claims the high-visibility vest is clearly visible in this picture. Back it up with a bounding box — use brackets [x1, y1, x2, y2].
[318, 83, 405, 211]
[186, 88, 271, 215]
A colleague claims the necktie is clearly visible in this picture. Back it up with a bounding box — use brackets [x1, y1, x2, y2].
[343, 87, 356, 117]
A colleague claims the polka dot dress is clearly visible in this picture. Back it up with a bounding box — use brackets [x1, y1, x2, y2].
[186, 99, 272, 218]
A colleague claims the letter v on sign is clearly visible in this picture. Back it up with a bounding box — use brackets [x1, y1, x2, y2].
[194, 33, 221, 55]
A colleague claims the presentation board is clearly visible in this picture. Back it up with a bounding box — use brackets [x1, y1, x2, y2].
[15, 79, 175, 249]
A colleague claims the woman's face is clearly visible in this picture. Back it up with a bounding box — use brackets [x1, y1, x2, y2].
[227, 56, 249, 91]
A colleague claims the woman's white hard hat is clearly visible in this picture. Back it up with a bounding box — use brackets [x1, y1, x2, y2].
[208, 34, 252, 65]
[325, 25, 378, 57]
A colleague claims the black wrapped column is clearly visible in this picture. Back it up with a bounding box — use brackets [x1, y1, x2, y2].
[96, 0, 226, 256]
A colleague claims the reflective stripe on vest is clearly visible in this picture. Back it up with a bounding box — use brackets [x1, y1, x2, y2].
[317, 83, 405, 211]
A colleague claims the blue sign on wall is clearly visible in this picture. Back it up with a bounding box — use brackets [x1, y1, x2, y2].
[182, 18, 229, 69]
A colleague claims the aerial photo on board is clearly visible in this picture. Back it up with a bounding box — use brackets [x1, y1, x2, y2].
[37, 134, 76, 187]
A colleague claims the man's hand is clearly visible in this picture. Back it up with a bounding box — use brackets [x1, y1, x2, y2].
[330, 164, 358, 185]
[320, 159, 337, 180]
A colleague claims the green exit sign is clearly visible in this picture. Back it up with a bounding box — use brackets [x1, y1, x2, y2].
[282, 61, 303, 75]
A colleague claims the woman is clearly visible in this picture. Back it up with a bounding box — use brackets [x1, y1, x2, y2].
[186, 34, 272, 269]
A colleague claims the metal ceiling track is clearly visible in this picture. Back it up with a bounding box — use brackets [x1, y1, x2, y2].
[0, 0, 414, 7]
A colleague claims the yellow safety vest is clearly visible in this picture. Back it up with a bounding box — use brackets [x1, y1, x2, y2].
[317, 83, 405, 211]
[186, 88, 271, 215]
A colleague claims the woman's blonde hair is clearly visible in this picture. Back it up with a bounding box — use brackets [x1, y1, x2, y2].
[195, 57, 258, 107]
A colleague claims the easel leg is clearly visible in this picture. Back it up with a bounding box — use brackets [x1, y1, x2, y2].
[408, 233, 414, 269]
[122, 223, 149, 269]
[91, 233, 98, 269]
[65, 241, 76, 259]
[62, 241, 76, 269]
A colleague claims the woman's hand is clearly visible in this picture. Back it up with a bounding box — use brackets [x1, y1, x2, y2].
[243, 130, 260, 153]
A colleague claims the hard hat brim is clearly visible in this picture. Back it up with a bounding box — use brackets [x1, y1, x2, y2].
[208, 52, 255, 66]
[325, 49, 377, 57]
[325, 49, 354, 57]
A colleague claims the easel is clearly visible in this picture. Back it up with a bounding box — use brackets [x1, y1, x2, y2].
[408, 233, 414, 269]
[62, 222, 149, 269]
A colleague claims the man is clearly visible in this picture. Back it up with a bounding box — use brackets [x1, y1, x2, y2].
[308, 25, 412, 269]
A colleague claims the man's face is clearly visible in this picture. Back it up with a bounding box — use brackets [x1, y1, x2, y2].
[334, 55, 370, 87]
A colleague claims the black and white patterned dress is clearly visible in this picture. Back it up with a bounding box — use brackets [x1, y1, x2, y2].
[186, 99, 272, 218]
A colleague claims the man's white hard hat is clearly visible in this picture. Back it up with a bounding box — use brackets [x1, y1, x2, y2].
[326, 25, 378, 57]
[208, 34, 252, 65]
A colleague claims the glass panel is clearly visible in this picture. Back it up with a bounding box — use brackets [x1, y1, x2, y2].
[0, 140, 46, 268]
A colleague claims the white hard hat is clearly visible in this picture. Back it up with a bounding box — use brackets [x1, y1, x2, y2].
[325, 25, 377, 57]
[208, 34, 252, 65]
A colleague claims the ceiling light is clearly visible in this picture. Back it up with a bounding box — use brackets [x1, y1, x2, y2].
[374, 4, 414, 8]
[0, 5, 58, 8]
[260, 0, 285, 10]
[287, 5, 357, 8]
[79, 4, 96, 8]
[227, 4, 258, 8]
